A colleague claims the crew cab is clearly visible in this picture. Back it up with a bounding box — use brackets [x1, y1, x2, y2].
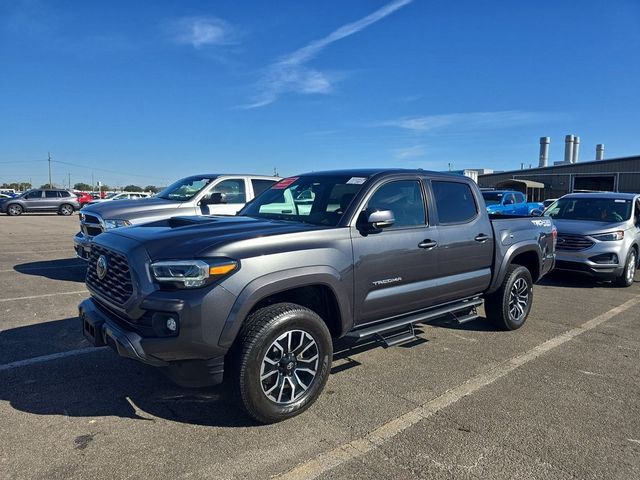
[79, 169, 556, 423]
[482, 190, 544, 216]
[74, 174, 279, 259]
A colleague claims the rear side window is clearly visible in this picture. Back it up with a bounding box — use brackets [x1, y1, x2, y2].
[252, 179, 276, 197]
[515, 193, 525, 203]
[59, 191, 71, 197]
[45, 191, 58, 198]
[432, 181, 478, 224]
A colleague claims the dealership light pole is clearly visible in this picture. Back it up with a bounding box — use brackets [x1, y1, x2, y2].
[48, 152, 52, 188]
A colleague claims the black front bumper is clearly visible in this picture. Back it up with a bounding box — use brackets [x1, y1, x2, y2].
[554, 260, 624, 279]
[80, 298, 168, 367]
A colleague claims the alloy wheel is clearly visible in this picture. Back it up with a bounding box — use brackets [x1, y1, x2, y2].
[260, 330, 319, 404]
[508, 277, 530, 322]
[626, 252, 636, 284]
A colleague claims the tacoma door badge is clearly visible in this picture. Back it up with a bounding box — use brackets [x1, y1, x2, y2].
[372, 277, 402, 286]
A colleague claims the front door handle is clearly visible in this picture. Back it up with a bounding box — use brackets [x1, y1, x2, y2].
[475, 234, 489, 242]
[419, 240, 438, 249]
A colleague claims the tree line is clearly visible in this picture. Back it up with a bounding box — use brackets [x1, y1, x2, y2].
[2, 182, 160, 193]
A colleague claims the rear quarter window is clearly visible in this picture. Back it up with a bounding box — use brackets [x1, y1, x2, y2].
[252, 179, 277, 197]
[432, 181, 478, 224]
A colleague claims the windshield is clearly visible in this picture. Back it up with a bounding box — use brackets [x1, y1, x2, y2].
[156, 176, 217, 202]
[482, 192, 503, 206]
[240, 175, 368, 226]
[546, 197, 632, 222]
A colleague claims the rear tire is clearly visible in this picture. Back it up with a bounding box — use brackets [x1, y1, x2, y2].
[615, 249, 637, 287]
[59, 204, 74, 216]
[7, 204, 23, 216]
[484, 264, 533, 330]
[228, 302, 332, 424]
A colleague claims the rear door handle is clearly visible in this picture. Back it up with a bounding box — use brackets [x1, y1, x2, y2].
[475, 234, 489, 242]
[419, 240, 438, 249]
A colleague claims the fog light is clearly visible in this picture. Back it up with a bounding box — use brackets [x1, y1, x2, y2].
[166, 318, 177, 332]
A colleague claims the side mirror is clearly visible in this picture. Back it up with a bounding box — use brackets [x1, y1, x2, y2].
[202, 192, 226, 205]
[365, 209, 395, 230]
[530, 209, 543, 217]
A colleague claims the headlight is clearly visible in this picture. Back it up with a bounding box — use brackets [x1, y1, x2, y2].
[591, 231, 624, 241]
[103, 219, 131, 230]
[150, 259, 238, 288]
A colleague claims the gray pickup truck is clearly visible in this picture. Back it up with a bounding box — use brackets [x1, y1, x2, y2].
[74, 173, 278, 259]
[79, 169, 556, 423]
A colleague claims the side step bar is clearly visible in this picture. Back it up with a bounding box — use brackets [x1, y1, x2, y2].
[346, 297, 482, 346]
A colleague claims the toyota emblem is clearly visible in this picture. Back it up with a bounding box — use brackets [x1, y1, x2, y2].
[96, 255, 108, 280]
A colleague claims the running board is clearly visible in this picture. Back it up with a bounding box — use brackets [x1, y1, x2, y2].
[377, 324, 416, 348]
[346, 297, 483, 343]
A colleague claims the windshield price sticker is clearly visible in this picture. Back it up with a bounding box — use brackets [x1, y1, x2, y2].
[272, 177, 299, 189]
[346, 177, 367, 185]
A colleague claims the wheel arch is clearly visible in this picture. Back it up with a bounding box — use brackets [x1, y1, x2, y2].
[488, 243, 542, 294]
[218, 267, 352, 348]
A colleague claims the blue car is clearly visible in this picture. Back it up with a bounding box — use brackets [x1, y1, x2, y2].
[482, 190, 544, 215]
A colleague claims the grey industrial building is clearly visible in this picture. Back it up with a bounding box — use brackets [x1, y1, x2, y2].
[478, 136, 640, 201]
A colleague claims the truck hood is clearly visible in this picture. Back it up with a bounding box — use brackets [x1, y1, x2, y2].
[82, 197, 183, 220]
[552, 218, 627, 236]
[110, 215, 327, 259]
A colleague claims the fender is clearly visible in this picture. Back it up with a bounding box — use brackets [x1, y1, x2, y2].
[487, 241, 542, 294]
[218, 265, 353, 348]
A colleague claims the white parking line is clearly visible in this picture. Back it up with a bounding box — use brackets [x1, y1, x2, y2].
[0, 347, 107, 372]
[0, 249, 73, 254]
[0, 290, 87, 302]
[277, 296, 640, 480]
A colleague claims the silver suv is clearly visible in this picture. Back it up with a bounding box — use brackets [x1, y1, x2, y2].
[546, 192, 640, 286]
[74, 173, 278, 259]
[0, 189, 80, 216]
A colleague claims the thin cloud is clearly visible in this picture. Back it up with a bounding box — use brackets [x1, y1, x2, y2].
[393, 144, 427, 160]
[376, 111, 554, 133]
[168, 16, 237, 48]
[243, 0, 414, 108]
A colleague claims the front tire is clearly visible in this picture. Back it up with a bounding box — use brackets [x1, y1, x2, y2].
[484, 264, 533, 330]
[615, 249, 637, 287]
[59, 204, 74, 216]
[7, 204, 23, 216]
[229, 303, 332, 423]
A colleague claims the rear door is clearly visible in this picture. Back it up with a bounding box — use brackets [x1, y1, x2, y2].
[351, 178, 440, 325]
[43, 190, 61, 210]
[430, 180, 494, 302]
[514, 192, 528, 214]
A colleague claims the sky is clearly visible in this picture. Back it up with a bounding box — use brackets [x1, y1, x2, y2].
[1, 0, 640, 188]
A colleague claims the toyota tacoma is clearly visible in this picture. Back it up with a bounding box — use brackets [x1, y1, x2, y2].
[80, 169, 556, 423]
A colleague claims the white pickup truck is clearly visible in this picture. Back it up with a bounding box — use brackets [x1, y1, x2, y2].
[74, 173, 279, 259]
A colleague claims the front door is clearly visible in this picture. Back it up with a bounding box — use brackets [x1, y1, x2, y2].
[23, 190, 45, 211]
[352, 179, 439, 325]
[200, 178, 248, 215]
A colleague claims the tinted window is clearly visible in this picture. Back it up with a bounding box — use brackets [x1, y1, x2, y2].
[481, 192, 503, 206]
[212, 179, 246, 203]
[432, 181, 478, 224]
[252, 179, 277, 197]
[365, 181, 425, 228]
[515, 193, 526, 203]
[45, 191, 58, 198]
[24, 190, 42, 199]
[59, 191, 71, 197]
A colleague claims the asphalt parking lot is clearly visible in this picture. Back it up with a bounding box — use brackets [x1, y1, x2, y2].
[1, 214, 639, 480]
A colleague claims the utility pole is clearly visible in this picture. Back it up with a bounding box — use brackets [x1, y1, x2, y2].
[48, 152, 52, 188]
[68, 172, 71, 189]
[91, 172, 95, 191]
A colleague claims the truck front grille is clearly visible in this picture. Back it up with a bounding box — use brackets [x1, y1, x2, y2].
[556, 234, 595, 251]
[86, 245, 133, 306]
[80, 213, 104, 237]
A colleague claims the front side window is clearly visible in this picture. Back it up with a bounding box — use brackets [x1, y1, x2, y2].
[432, 181, 478, 224]
[211, 179, 247, 204]
[156, 176, 217, 202]
[24, 190, 42, 199]
[364, 180, 425, 229]
[241, 175, 367, 226]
